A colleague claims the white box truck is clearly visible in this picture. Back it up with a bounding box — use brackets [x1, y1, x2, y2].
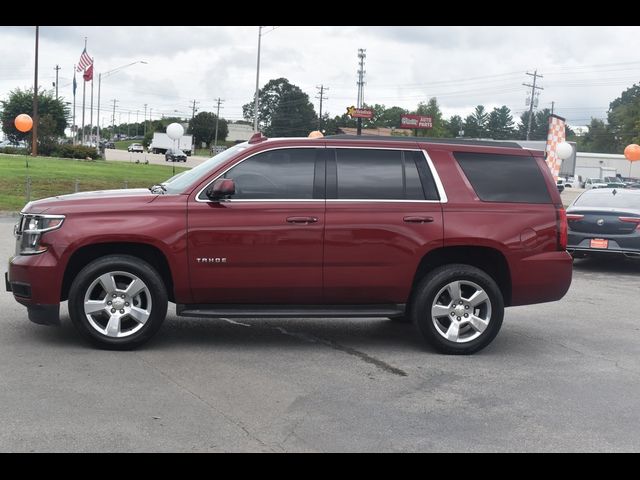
[149, 132, 194, 156]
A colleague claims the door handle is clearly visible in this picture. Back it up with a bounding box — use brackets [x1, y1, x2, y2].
[286, 216, 318, 224]
[403, 216, 434, 224]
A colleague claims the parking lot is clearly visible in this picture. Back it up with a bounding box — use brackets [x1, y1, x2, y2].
[1, 215, 639, 452]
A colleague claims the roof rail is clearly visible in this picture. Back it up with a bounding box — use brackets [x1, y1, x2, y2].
[325, 134, 523, 149]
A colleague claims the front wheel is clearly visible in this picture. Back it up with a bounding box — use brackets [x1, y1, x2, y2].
[68, 255, 168, 350]
[411, 264, 504, 355]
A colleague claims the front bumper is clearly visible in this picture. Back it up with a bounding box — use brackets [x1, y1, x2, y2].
[8, 253, 62, 325]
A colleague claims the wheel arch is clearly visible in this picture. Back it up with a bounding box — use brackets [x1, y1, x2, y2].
[411, 246, 512, 306]
[61, 242, 175, 303]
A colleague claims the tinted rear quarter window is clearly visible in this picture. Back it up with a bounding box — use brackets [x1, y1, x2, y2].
[454, 152, 551, 203]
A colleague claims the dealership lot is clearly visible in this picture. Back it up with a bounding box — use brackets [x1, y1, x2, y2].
[1, 215, 639, 452]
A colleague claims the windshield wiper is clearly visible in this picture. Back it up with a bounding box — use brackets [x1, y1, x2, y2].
[149, 184, 167, 194]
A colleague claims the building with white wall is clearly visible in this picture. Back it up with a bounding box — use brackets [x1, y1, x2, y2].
[227, 123, 254, 142]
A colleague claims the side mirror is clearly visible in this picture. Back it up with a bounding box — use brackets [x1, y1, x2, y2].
[206, 178, 235, 201]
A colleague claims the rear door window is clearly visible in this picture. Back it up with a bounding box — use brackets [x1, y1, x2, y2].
[334, 149, 438, 200]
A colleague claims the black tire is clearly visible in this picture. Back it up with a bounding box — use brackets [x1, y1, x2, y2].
[68, 254, 168, 350]
[411, 264, 504, 355]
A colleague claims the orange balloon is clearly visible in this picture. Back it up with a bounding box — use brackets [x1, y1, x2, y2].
[624, 144, 640, 162]
[14, 114, 33, 133]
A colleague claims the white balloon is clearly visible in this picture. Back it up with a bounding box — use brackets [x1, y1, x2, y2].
[166, 122, 184, 140]
[556, 141, 573, 160]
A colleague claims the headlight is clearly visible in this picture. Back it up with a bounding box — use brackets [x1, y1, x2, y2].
[15, 214, 65, 255]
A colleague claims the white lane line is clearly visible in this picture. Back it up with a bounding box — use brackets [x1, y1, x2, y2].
[219, 317, 251, 327]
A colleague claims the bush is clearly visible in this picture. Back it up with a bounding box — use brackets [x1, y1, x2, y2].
[0, 146, 30, 155]
[53, 144, 100, 160]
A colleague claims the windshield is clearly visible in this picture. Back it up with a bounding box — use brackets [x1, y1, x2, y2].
[162, 143, 248, 194]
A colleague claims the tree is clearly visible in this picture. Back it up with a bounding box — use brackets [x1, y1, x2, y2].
[517, 108, 553, 140]
[486, 106, 515, 140]
[415, 98, 447, 137]
[1, 87, 68, 144]
[607, 83, 640, 149]
[447, 115, 464, 137]
[188, 111, 228, 147]
[463, 105, 489, 138]
[378, 106, 409, 129]
[579, 118, 617, 153]
[243, 78, 317, 136]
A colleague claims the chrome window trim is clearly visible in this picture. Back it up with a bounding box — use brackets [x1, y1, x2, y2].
[194, 144, 448, 204]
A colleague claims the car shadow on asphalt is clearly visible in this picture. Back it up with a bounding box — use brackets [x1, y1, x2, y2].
[572, 256, 640, 275]
[22, 310, 536, 357]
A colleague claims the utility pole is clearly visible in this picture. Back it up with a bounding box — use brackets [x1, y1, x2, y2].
[315, 85, 329, 130]
[144, 104, 148, 138]
[32, 26, 39, 157]
[191, 99, 199, 120]
[253, 26, 263, 132]
[111, 99, 118, 140]
[356, 48, 366, 136]
[214, 97, 224, 149]
[128, 112, 131, 137]
[523, 70, 544, 141]
[54, 64, 60, 100]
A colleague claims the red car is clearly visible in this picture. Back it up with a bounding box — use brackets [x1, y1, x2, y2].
[5, 134, 572, 354]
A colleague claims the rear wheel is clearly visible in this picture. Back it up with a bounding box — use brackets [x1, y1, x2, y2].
[411, 264, 504, 355]
[68, 255, 168, 350]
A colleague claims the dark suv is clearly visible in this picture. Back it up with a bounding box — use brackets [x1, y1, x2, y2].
[5, 134, 572, 354]
[165, 148, 187, 162]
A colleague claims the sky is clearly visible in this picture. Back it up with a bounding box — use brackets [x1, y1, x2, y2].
[2, 25, 640, 132]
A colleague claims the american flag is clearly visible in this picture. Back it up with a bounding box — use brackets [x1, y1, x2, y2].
[76, 48, 93, 72]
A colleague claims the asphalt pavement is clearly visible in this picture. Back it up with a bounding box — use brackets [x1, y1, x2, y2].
[1, 215, 639, 452]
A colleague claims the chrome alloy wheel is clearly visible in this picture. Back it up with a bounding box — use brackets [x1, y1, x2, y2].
[430, 280, 492, 343]
[83, 271, 152, 338]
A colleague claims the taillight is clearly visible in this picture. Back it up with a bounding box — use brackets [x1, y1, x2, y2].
[566, 214, 584, 221]
[556, 205, 568, 250]
[619, 217, 640, 230]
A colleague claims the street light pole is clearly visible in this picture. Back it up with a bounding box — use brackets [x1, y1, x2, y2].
[96, 60, 147, 152]
[253, 26, 263, 132]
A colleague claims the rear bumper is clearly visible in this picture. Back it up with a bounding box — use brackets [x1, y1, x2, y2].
[510, 251, 573, 306]
[568, 232, 640, 255]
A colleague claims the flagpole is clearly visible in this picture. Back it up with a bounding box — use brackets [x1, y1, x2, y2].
[81, 75, 86, 145]
[96, 73, 101, 154]
[81, 37, 87, 145]
[89, 64, 94, 146]
[73, 64, 76, 145]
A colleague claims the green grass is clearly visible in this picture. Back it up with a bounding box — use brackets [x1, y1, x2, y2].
[0, 154, 188, 212]
[195, 148, 211, 157]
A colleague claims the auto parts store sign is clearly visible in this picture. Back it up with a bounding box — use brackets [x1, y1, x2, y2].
[400, 114, 433, 129]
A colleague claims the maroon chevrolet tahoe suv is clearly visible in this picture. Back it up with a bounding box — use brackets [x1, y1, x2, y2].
[5, 134, 572, 354]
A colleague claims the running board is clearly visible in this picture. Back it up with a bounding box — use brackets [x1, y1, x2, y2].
[176, 304, 406, 319]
